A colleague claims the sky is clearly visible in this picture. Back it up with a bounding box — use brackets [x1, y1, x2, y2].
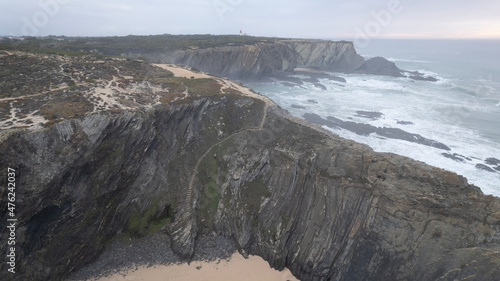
[1, 0, 500, 39]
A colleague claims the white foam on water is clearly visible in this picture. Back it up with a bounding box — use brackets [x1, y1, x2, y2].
[387, 58, 433, 63]
[343, 75, 405, 91]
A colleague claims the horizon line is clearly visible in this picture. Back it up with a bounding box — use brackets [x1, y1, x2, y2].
[1, 33, 500, 40]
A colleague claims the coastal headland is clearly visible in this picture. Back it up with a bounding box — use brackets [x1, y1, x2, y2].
[0, 36, 499, 281]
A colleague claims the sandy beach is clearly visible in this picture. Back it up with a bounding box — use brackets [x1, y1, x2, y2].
[94, 252, 299, 281]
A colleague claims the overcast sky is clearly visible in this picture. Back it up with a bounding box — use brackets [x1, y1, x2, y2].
[1, 0, 500, 39]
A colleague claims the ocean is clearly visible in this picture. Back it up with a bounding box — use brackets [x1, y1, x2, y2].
[245, 39, 500, 197]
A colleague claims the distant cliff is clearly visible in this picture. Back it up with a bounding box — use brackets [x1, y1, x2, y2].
[126, 39, 410, 80]
[1, 35, 430, 81]
[0, 52, 498, 281]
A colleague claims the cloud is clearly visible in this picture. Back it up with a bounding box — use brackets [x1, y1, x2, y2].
[1, 0, 499, 38]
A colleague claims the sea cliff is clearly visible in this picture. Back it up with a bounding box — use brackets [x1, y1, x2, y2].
[120, 39, 413, 80]
[0, 51, 498, 281]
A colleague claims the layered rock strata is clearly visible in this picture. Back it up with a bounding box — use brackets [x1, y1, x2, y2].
[0, 53, 498, 281]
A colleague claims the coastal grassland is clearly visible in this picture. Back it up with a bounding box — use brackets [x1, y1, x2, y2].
[0, 50, 240, 130]
[0, 39, 117, 59]
[184, 78, 222, 96]
[0, 34, 283, 56]
[127, 202, 163, 237]
[0, 102, 10, 119]
[156, 77, 224, 104]
[39, 93, 94, 124]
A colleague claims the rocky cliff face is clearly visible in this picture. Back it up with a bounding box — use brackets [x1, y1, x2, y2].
[0, 52, 499, 281]
[160, 42, 299, 80]
[131, 40, 414, 80]
[287, 40, 365, 72]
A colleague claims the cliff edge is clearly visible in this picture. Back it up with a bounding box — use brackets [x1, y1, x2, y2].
[0, 52, 498, 281]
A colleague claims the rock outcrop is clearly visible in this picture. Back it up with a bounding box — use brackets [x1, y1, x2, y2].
[353, 56, 404, 77]
[0, 52, 498, 281]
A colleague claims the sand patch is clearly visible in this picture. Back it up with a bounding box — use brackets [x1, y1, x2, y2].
[93, 252, 299, 281]
[154, 64, 211, 79]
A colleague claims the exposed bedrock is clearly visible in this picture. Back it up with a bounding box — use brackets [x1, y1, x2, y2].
[0, 94, 499, 281]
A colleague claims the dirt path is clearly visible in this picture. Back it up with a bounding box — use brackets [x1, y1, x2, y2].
[184, 102, 269, 216]
[0, 84, 78, 102]
[0, 92, 49, 102]
[218, 78, 274, 106]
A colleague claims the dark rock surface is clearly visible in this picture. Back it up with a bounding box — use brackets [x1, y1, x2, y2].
[409, 75, 439, 82]
[485, 158, 500, 172]
[0, 94, 265, 280]
[2, 91, 499, 281]
[353, 56, 404, 77]
[67, 231, 237, 281]
[486, 158, 500, 166]
[442, 153, 472, 162]
[397, 120, 414, 125]
[291, 104, 306, 109]
[476, 164, 496, 173]
[355, 111, 384, 120]
[312, 83, 327, 90]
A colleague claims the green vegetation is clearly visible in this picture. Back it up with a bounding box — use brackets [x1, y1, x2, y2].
[65, 79, 76, 87]
[128, 207, 155, 237]
[0, 34, 283, 57]
[155, 70, 174, 79]
[222, 87, 243, 95]
[127, 202, 172, 237]
[0, 102, 11, 120]
[39, 94, 94, 124]
[198, 154, 222, 227]
[184, 78, 222, 96]
[0, 39, 114, 58]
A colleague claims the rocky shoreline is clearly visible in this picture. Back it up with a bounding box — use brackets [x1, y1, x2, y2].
[67, 229, 238, 281]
